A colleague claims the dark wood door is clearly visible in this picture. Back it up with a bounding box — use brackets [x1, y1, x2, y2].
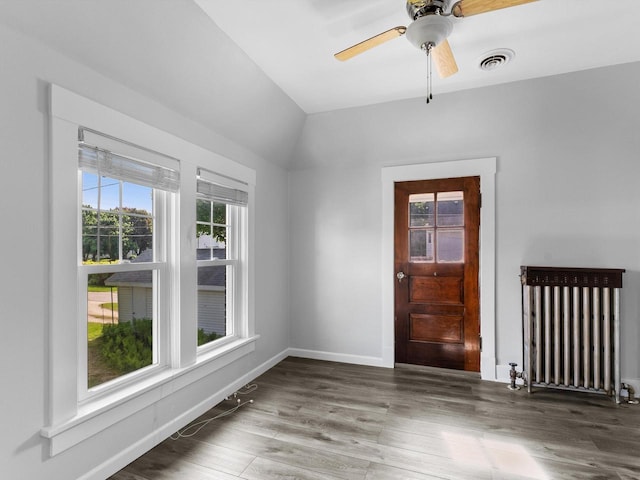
[394, 176, 480, 371]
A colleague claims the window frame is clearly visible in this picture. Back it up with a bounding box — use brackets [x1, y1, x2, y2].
[43, 84, 257, 456]
[77, 171, 170, 400]
[195, 169, 250, 351]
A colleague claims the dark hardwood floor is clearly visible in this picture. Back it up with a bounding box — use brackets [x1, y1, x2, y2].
[110, 357, 640, 480]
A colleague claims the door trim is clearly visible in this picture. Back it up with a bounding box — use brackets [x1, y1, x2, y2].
[381, 158, 496, 380]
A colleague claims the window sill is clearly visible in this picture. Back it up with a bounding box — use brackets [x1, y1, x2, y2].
[41, 335, 258, 456]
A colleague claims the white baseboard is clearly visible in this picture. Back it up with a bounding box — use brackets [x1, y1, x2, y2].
[287, 348, 389, 368]
[82, 348, 290, 480]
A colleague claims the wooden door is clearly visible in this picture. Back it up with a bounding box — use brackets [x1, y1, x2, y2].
[394, 176, 480, 371]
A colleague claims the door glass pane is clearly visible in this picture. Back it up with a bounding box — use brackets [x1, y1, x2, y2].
[410, 229, 434, 262]
[409, 193, 435, 227]
[437, 229, 464, 263]
[437, 191, 464, 226]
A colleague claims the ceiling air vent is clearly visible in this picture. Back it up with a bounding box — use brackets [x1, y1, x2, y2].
[478, 48, 515, 72]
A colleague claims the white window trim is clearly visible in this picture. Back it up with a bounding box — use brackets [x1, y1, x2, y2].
[43, 84, 257, 456]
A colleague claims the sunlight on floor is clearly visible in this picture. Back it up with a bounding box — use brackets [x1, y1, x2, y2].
[442, 431, 549, 479]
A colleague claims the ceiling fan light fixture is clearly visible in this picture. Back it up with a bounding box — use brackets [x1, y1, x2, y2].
[405, 15, 453, 51]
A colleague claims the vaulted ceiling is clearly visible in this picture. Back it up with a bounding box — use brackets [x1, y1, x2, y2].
[196, 0, 640, 113]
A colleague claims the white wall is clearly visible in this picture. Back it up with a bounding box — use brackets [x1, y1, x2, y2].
[290, 61, 640, 383]
[0, 9, 296, 479]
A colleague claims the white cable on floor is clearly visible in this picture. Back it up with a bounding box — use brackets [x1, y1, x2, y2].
[170, 384, 257, 440]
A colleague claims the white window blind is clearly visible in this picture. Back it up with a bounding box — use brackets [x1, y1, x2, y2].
[78, 128, 180, 192]
[197, 168, 248, 206]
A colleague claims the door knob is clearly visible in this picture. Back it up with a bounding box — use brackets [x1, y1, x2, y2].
[396, 271, 406, 282]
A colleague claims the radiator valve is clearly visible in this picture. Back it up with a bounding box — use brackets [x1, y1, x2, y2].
[621, 383, 640, 405]
[508, 362, 523, 391]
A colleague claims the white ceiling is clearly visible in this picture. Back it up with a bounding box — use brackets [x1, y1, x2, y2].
[195, 0, 640, 113]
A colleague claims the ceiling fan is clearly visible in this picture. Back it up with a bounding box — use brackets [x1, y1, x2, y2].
[334, 0, 538, 102]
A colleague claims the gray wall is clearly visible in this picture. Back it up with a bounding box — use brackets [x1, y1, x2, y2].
[0, 2, 300, 477]
[290, 61, 640, 382]
[2, 1, 639, 477]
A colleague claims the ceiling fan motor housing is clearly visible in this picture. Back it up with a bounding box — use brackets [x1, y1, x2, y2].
[406, 15, 453, 50]
[406, 0, 450, 20]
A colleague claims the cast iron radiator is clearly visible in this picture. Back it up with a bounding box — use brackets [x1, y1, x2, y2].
[520, 266, 625, 402]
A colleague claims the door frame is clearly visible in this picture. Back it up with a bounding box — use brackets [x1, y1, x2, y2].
[381, 157, 496, 380]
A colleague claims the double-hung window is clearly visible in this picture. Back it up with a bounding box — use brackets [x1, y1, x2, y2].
[78, 129, 179, 393]
[196, 169, 249, 348]
[44, 84, 256, 456]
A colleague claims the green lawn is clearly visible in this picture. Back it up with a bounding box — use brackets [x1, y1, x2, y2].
[88, 285, 115, 293]
[88, 322, 104, 341]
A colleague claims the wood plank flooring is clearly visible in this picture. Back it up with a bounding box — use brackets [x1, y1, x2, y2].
[110, 358, 640, 480]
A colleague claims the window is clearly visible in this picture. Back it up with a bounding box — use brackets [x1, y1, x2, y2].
[45, 85, 256, 456]
[195, 169, 249, 348]
[78, 130, 179, 393]
[409, 191, 465, 263]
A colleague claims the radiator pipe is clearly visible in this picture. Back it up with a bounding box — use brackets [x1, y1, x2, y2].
[508, 362, 523, 391]
[621, 383, 640, 405]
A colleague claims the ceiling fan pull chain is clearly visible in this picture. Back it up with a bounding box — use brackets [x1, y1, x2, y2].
[425, 42, 433, 104]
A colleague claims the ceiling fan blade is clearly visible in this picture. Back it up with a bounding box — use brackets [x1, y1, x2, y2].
[451, 0, 537, 17]
[432, 39, 458, 78]
[334, 26, 407, 61]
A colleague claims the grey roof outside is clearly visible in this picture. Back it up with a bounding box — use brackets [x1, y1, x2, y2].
[105, 248, 226, 287]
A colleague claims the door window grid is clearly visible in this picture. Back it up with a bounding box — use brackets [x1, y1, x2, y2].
[409, 191, 465, 263]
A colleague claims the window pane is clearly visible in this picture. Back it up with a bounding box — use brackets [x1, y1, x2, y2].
[437, 229, 464, 263]
[196, 199, 228, 259]
[409, 193, 435, 227]
[437, 191, 464, 227]
[212, 202, 227, 226]
[122, 212, 153, 261]
[122, 181, 153, 214]
[196, 198, 211, 223]
[98, 212, 120, 262]
[87, 270, 154, 388]
[197, 264, 229, 346]
[410, 229, 434, 262]
[82, 172, 99, 209]
[82, 174, 154, 264]
[82, 208, 98, 262]
[98, 176, 120, 210]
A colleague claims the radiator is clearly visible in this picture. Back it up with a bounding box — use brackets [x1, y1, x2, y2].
[520, 266, 625, 402]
